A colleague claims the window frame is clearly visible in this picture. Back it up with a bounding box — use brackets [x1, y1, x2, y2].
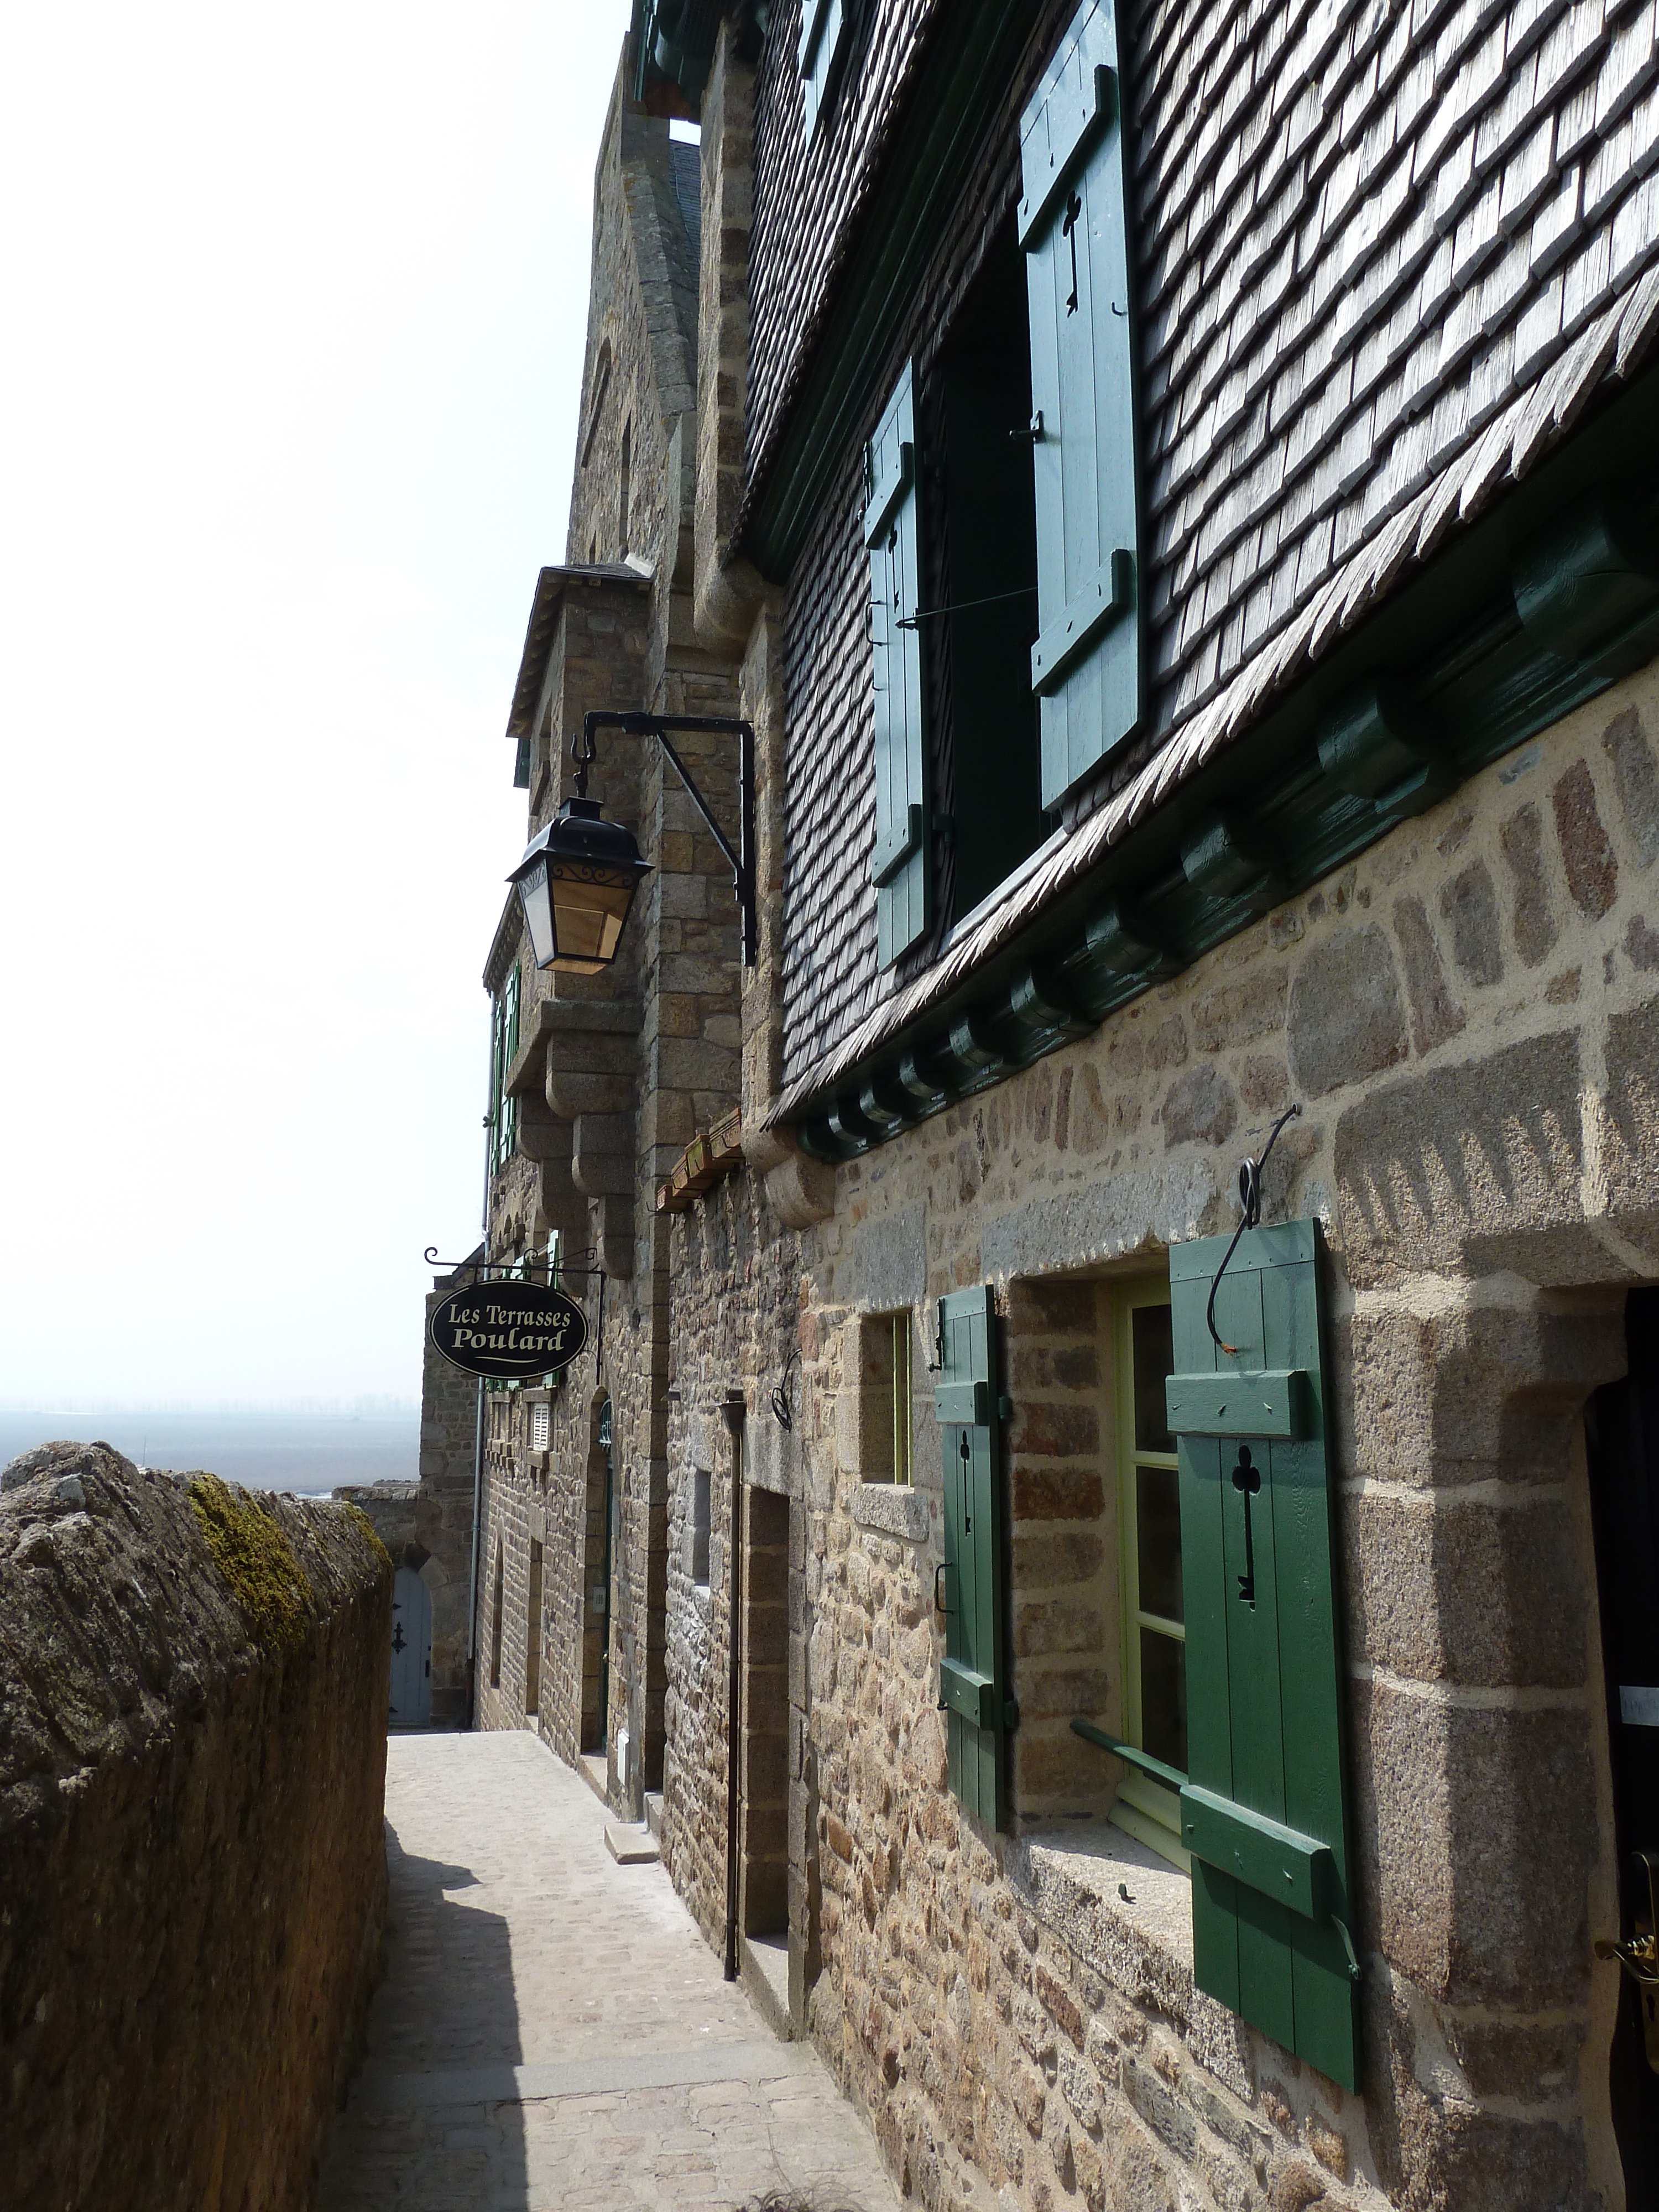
[1112, 1276, 1191, 1872]
[891, 1311, 914, 1488]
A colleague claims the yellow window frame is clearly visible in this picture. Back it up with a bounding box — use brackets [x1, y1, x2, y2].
[891, 1311, 914, 1488]
[1112, 1276, 1191, 1872]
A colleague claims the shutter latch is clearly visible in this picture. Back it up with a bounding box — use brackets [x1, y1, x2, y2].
[1206, 1102, 1301, 1353]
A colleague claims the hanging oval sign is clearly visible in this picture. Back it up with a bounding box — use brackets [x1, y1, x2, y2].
[429, 1279, 589, 1380]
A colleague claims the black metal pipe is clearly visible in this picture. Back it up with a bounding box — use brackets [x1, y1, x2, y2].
[722, 1396, 747, 1981]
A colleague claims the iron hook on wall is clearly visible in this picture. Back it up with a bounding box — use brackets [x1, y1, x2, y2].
[771, 1343, 802, 1431]
[1204, 1102, 1302, 1355]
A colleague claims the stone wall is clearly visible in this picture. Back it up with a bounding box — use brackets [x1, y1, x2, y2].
[640, 661, 1659, 2212]
[0, 1441, 392, 2212]
[472, 45, 756, 1827]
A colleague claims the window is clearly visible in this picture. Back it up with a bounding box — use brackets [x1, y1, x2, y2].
[1112, 1280, 1187, 1867]
[618, 417, 632, 558]
[934, 229, 1044, 922]
[488, 964, 521, 1175]
[859, 0, 1145, 957]
[690, 1467, 711, 1587]
[489, 1544, 504, 1689]
[531, 1401, 551, 1452]
[891, 1313, 914, 1487]
[860, 1310, 915, 1483]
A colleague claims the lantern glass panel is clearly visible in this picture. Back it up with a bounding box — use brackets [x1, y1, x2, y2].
[549, 865, 637, 975]
[516, 863, 556, 968]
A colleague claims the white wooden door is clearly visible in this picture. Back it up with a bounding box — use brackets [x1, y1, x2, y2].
[390, 1564, 432, 1726]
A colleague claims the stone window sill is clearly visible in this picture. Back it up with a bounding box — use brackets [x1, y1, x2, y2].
[851, 1483, 930, 1542]
[1005, 1820, 1253, 2095]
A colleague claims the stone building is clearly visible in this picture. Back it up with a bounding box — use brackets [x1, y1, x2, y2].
[335, 1261, 480, 1728]
[456, 2, 1659, 2208]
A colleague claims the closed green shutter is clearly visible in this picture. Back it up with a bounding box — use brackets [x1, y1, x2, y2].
[935, 1286, 1007, 1827]
[1165, 1220, 1360, 2089]
[865, 361, 929, 969]
[1019, 0, 1143, 810]
[799, 0, 848, 137]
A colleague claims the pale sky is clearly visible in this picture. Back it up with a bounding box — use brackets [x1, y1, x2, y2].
[0, 2, 635, 1404]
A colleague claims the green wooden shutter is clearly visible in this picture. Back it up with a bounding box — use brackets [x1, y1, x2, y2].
[866, 360, 929, 969]
[488, 990, 505, 1173]
[504, 966, 521, 1163]
[1165, 1220, 1360, 2090]
[1019, 0, 1143, 810]
[799, 0, 848, 137]
[935, 1287, 1007, 1827]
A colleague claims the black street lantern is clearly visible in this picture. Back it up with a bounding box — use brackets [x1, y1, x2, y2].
[509, 710, 758, 975]
[508, 796, 651, 976]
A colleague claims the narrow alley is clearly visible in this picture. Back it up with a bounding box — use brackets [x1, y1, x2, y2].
[315, 1734, 901, 2212]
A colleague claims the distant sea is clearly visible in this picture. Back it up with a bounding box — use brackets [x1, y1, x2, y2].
[0, 1411, 421, 1496]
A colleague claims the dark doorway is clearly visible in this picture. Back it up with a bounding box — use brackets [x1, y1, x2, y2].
[599, 1398, 615, 1752]
[525, 1538, 544, 1717]
[1586, 1286, 1659, 2209]
[740, 1484, 790, 1939]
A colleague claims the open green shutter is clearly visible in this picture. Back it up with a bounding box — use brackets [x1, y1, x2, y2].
[935, 1287, 1007, 1827]
[504, 966, 521, 1162]
[865, 361, 929, 969]
[1166, 1220, 1359, 2089]
[799, 0, 848, 137]
[1019, 0, 1143, 811]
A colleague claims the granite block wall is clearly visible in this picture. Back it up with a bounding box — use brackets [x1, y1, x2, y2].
[0, 1442, 392, 2212]
[641, 660, 1659, 2212]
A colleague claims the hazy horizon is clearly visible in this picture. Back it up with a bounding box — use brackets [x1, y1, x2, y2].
[1, 1405, 425, 1495]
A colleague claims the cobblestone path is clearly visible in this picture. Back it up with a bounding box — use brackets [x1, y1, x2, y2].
[316, 1731, 900, 2212]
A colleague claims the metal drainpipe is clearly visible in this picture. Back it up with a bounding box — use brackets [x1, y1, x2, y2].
[721, 1391, 747, 1981]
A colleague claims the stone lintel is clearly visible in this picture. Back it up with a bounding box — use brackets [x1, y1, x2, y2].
[851, 1483, 930, 1542]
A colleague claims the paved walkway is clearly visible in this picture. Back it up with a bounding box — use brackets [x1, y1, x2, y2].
[316, 1731, 900, 2212]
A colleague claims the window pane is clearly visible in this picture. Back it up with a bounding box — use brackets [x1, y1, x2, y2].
[1135, 1463, 1183, 1623]
[1132, 1302, 1175, 1452]
[1140, 1627, 1187, 1774]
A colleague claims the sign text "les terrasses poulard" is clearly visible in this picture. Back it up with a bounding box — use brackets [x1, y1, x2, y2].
[428, 1280, 588, 1380]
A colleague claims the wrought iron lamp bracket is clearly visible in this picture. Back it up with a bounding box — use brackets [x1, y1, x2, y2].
[577, 709, 758, 965]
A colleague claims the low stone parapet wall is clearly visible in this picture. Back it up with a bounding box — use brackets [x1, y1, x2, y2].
[0, 1441, 393, 2212]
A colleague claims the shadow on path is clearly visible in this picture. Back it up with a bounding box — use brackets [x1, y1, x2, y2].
[315, 1822, 529, 2210]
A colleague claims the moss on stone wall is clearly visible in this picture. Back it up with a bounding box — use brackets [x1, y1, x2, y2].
[341, 1502, 393, 1573]
[187, 1474, 310, 1652]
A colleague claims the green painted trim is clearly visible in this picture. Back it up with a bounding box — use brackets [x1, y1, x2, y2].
[792, 381, 1659, 1161]
[1179, 1782, 1335, 1923]
[1164, 1370, 1310, 1441]
[740, 0, 1040, 578]
[1070, 1717, 1187, 1793]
